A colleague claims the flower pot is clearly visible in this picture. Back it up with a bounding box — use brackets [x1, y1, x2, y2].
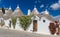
[51, 32, 55, 35]
[50, 29, 56, 35]
[56, 32, 59, 35]
[49, 22, 56, 35]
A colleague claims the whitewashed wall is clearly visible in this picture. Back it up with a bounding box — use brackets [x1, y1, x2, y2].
[26, 21, 33, 32]
[27, 16, 52, 34]
[37, 17, 51, 34]
[4, 19, 10, 29]
[15, 18, 23, 30]
[27, 16, 40, 32]
[4, 20, 9, 26]
[3, 15, 52, 34]
[3, 18, 23, 30]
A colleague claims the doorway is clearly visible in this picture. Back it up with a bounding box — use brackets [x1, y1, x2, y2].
[33, 20, 37, 32]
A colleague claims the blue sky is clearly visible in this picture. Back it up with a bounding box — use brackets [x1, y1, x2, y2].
[0, 0, 60, 16]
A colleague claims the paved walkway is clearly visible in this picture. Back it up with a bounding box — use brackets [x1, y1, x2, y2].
[0, 28, 60, 37]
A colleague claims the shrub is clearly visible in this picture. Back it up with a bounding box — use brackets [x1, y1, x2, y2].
[19, 16, 32, 30]
[11, 17, 17, 29]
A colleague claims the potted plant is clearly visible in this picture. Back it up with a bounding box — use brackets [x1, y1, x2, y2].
[49, 22, 56, 35]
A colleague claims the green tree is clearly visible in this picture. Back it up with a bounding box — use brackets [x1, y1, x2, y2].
[11, 17, 17, 29]
[19, 16, 32, 30]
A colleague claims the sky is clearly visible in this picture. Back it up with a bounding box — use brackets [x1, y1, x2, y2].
[0, 0, 60, 16]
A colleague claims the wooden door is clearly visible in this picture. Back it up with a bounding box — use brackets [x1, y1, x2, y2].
[33, 20, 37, 32]
[58, 28, 60, 35]
[9, 20, 11, 28]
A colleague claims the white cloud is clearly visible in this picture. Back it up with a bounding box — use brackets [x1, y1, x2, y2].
[50, 0, 60, 10]
[58, 0, 60, 3]
[40, 4, 44, 8]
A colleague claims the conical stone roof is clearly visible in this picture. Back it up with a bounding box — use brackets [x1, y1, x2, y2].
[31, 6, 39, 15]
[3, 7, 13, 20]
[5, 6, 13, 17]
[11, 5, 24, 17]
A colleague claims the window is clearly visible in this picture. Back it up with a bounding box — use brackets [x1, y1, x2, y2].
[43, 20, 45, 23]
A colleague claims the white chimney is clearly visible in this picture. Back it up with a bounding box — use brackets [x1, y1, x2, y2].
[17, 5, 19, 9]
[15, 5, 20, 12]
[44, 9, 49, 14]
[28, 9, 31, 15]
[33, 5, 39, 14]
[34, 5, 37, 11]
[9, 6, 11, 10]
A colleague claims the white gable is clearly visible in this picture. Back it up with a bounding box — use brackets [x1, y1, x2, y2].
[37, 17, 51, 34]
[31, 15, 40, 20]
[28, 9, 31, 15]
